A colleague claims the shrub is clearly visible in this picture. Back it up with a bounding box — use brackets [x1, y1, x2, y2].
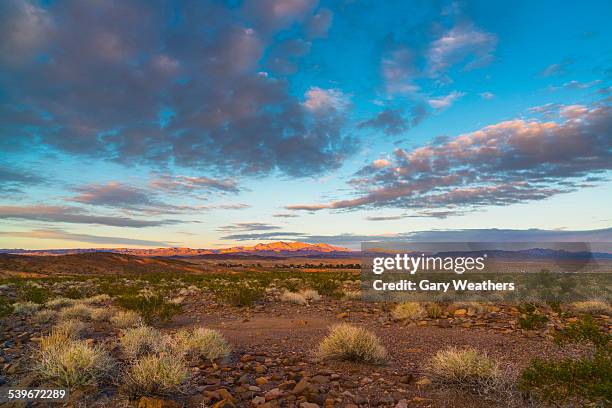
[427, 303, 444, 319]
[116, 294, 181, 323]
[12, 301, 40, 315]
[519, 352, 611, 405]
[18, 285, 51, 304]
[554, 315, 609, 349]
[216, 286, 264, 307]
[46, 297, 76, 310]
[124, 354, 189, 396]
[280, 291, 307, 305]
[120, 326, 165, 359]
[317, 323, 386, 364]
[0, 296, 14, 318]
[36, 339, 115, 388]
[518, 313, 548, 330]
[430, 347, 503, 394]
[311, 279, 340, 297]
[300, 289, 321, 301]
[110, 310, 143, 328]
[392, 302, 426, 320]
[52, 319, 86, 340]
[342, 290, 361, 300]
[451, 301, 488, 314]
[570, 300, 611, 316]
[90, 307, 115, 322]
[58, 303, 96, 321]
[33, 309, 57, 324]
[80, 294, 111, 305]
[173, 328, 231, 361]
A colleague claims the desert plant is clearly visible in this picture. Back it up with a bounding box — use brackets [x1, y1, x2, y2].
[392, 301, 426, 320]
[570, 300, 611, 316]
[300, 289, 321, 301]
[124, 354, 189, 396]
[58, 303, 96, 321]
[216, 285, 264, 307]
[36, 339, 115, 388]
[450, 301, 488, 314]
[80, 294, 111, 305]
[427, 303, 444, 319]
[46, 297, 76, 309]
[554, 315, 609, 349]
[116, 294, 181, 323]
[317, 323, 386, 364]
[51, 318, 86, 341]
[18, 285, 51, 304]
[519, 352, 611, 405]
[12, 301, 40, 315]
[119, 326, 165, 359]
[342, 290, 361, 300]
[33, 309, 57, 324]
[430, 347, 503, 394]
[110, 310, 143, 328]
[280, 291, 307, 305]
[90, 307, 115, 322]
[0, 296, 14, 318]
[173, 328, 231, 361]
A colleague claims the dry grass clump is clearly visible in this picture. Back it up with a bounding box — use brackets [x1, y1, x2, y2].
[33, 309, 57, 324]
[12, 301, 40, 315]
[110, 310, 143, 328]
[119, 326, 165, 359]
[342, 290, 362, 300]
[46, 297, 76, 309]
[280, 291, 307, 305]
[58, 303, 96, 320]
[90, 307, 115, 322]
[392, 301, 426, 320]
[318, 323, 386, 364]
[451, 301, 488, 314]
[570, 300, 611, 315]
[173, 328, 231, 361]
[51, 318, 86, 341]
[79, 294, 111, 305]
[123, 354, 189, 396]
[36, 338, 114, 388]
[300, 289, 321, 301]
[429, 347, 505, 395]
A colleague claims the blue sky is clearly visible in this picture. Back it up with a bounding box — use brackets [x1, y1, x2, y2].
[0, 0, 611, 249]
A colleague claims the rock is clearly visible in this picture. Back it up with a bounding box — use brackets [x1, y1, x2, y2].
[399, 374, 413, 384]
[137, 396, 182, 408]
[211, 399, 235, 408]
[252, 396, 266, 405]
[265, 388, 283, 401]
[300, 403, 320, 408]
[256, 376, 268, 385]
[217, 388, 234, 402]
[454, 309, 467, 316]
[395, 399, 408, 408]
[311, 375, 330, 384]
[336, 312, 348, 319]
[292, 378, 312, 395]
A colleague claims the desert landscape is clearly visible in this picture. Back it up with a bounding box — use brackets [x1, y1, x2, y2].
[0, 242, 609, 408]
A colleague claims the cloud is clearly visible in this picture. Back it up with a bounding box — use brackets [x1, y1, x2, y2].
[427, 23, 497, 76]
[273, 213, 299, 218]
[365, 215, 404, 221]
[562, 80, 602, 90]
[381, 45, 419, 95]
[428, 91, 465, 109]
[0, 163, 46, 193]
[303, 87, 350, 112]
[217, 222, 281, 232]
[150, 175, 240, 194]
[541, 59, 573, 77]
[287, 102, 612, 212]
[0, 228, 172, 247]
[479, 92, 494, 100]
[0, 0, 354, 178]
[306, 8, 333, 38]
[220, 231, 302, 241]
[358, 108, 408, 135]
[0, 205, 182, 227]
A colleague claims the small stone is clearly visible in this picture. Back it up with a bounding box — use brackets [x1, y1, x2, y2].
[395, 399, 408, 408]
[252, 396, 266, 406]
[336, 312, 349, 319]
[255, 376, 268, 385]
[454, 309, 467, 316]
[265, 388, 283, 401]
[300, 403, 320, 408]
[415, 377, 432, 387]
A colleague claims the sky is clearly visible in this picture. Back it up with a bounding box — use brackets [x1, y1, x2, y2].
[0, 0, 611, 250]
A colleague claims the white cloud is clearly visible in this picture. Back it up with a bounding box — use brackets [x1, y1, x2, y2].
[427, 91, 465, 109]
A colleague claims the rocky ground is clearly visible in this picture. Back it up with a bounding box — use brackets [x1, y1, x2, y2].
[1, 284, 609, 408]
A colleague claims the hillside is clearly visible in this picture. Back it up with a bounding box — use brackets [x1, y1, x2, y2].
[0, 252, 203, 277]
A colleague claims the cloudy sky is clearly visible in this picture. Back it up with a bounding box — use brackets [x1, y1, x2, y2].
[1, 0, 611, 249]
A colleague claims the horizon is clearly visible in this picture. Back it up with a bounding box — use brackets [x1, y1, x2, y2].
[1, 0, 611, 250]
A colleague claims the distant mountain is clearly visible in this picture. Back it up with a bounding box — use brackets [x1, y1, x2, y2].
[0, 241, 353, 258]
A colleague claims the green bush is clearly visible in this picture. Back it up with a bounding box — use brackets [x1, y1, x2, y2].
[554, 315, 609, 349]
[116, 294, 181, 323]
[216, 286, 263, 307]
[519, 352, 611, 405]
[18, 285, 51, 304]
[0, 296, 14, 318]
